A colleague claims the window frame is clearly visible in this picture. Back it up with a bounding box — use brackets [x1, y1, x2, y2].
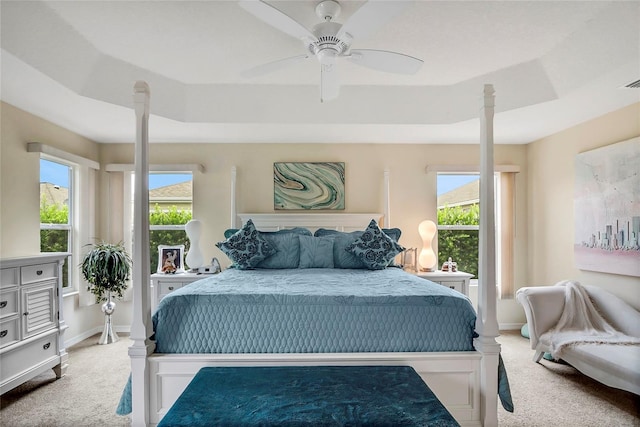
[435, 170, 516, 299]
[39, 156, 75, 293]
[124, 170, 194, 274]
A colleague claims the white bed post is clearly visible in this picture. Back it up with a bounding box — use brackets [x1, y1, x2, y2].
[231, 166, 237, 228]
[129, 81, 155, 427]
[475, 84, 501, 427]
[383, 169, 391, 227]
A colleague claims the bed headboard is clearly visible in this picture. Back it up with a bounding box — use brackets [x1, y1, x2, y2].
[237, 213, 383, 233]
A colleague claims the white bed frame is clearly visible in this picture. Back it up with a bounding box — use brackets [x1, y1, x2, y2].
[127, 82, 501, 426]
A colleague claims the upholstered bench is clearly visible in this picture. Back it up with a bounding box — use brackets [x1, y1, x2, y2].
[158, 365, 460, 426]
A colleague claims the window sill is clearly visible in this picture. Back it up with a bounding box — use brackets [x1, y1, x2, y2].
[63, 290, 79, 298]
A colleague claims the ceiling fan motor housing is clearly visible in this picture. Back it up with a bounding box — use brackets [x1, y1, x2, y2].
[308, 21, 351, 63]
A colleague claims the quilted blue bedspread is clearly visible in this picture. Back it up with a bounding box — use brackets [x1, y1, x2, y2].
[117, 269, 514, 416]
[152, 268, 477, 353]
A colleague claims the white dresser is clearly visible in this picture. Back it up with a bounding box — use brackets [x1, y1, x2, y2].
[151, 272, 203, 312]
[0, 253, 69, 394]
[414, 270, 473, 296]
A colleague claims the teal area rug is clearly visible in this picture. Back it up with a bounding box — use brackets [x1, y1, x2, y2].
[158, 365, 461, 426]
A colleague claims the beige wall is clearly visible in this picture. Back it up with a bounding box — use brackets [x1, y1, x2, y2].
[527, 102, 640, 309]
[1, 102, 105, 342]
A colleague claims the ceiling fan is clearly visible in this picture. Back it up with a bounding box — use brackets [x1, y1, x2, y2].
[239, 0, 423, 102]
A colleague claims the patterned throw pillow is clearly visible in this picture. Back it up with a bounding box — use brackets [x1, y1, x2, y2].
[215, 219, 276, 269]
[345, 219, 405, 270]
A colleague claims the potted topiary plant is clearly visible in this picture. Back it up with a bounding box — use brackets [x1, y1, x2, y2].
[80, 241, 132, 345]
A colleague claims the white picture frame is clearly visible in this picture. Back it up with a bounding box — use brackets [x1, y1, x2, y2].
[157, 244, 185, 274]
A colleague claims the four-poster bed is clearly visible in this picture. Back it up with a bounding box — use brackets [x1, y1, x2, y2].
[126, 82, 503, 427]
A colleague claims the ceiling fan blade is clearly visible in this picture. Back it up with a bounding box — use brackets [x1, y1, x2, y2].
[241, 54, 310, 78]
[239, 0, 315, 41]
[320, 63, 340, 103]
[347, 49, 423, 74]
[337, 0, 409, 41]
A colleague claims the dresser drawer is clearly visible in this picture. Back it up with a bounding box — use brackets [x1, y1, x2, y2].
[21, 263, 57, 285]
[0, 268, 19, 289]
[0, 317, 20, 348]
[0, 332, 58, 384]
[0, 288, 19, 319]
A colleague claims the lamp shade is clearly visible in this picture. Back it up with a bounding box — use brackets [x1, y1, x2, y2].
[185, 219, 204, 269]
[418, 219, 437, 272]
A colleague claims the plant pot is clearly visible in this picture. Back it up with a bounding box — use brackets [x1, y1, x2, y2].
[98, 292, 118, 345]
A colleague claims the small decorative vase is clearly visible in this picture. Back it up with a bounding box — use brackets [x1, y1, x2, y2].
[99, 291, 118, 345]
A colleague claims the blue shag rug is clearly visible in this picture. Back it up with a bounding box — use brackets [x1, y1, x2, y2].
[158, 365, 460, 426]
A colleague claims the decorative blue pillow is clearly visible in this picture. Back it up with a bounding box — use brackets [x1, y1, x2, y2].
[223, 228, 239, 239]
[315, 227, 402, 269]
[215, 220, 276, 269]
[314, 230, 366, 269]
[298, 235, 335, 269]
[256, 228, 312, 269]
[345, 220, 405, 270]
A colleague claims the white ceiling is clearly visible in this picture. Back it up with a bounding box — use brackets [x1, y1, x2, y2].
[1, 0, 639, 144]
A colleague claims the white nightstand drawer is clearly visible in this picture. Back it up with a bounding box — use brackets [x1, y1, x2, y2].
[158, 281, 184, 295]
[439, 281, 464, 293]
[151, 273, 202, 311]
[414, 271, 473, 297]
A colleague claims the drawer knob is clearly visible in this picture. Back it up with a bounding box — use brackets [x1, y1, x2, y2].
[37, 270, 43, 275]
[43, 342, 51, 350]
[23, 311, 29, 316]
[0, 301, 7, 309]
[0, 330, 7, 338]
[168, 286, 174, 291]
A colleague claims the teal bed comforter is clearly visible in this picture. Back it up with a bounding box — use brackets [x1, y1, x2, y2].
[152, 268, 476, 353]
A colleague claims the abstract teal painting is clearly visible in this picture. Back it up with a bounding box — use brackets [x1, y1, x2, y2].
[274, 162, 345, 210]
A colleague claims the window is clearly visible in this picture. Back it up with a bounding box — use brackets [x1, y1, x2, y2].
[40, 158, 73, 289]
[436, 174, 481, 279]
[437, 172, 516, 298]
[126, 172, 193, 273]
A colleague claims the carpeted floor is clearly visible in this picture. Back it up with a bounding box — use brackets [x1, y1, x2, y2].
[1, 331, 638, 426]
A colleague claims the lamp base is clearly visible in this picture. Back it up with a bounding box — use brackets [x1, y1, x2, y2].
[419, 267, 436, 273]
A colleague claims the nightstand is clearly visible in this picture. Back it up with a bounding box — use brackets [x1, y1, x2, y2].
[414, 271, 473, 296]
[150, 272, 202, 311]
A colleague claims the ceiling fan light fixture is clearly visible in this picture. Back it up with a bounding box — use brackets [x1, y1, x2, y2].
[317, 49, 338, 65]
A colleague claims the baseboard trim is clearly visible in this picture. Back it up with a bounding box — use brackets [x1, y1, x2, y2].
[65, 324, 132, 348]
[499, 323, 525, 331]
[65, 327, 102, 348]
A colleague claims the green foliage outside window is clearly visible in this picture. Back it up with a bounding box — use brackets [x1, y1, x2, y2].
[149, 204, 192, 273]
[437, 204, 479, 278]
[40, 198, 70, 286]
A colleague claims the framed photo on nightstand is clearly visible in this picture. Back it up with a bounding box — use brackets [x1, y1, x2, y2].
[157, 245, 185, 274]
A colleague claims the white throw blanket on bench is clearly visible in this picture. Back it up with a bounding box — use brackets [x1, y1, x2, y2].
[540, 280, 640, 359]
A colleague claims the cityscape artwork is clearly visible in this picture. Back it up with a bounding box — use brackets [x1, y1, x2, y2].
[574, 137, 640, 277]
[274, 162, 345, 210]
